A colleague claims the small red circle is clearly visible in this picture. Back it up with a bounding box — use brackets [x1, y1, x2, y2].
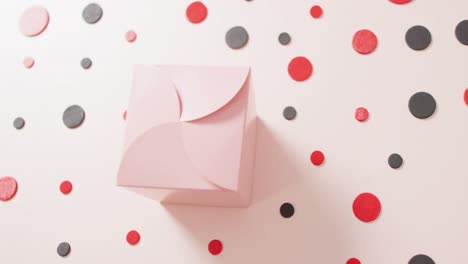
[353, 29, 378, 55]
[347, 258, 361, 264]
[310, 150, 325, 166]
[464, 88, 468, 106]
[355, 107, 369, 122]
[125, 30, 137, 42]
[126, 230, 140, 245]
[60, 181, 73, 195]
[353, 192, 381, 223]
[186, 1, 208, 24]
[389, 0, 412, 4]
[0, 176, 18, 202]
[208, 239, 223, 255]
[123, 110, 127, 121]
[288, 56, 313, 82]
[310, 5, 323, 18]
[23, 57, 35, 68]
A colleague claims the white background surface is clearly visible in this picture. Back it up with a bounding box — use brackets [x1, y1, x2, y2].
[1, 0, 468, 263]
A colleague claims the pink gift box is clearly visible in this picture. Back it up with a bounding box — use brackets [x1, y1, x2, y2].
[117, 65, 257, 207]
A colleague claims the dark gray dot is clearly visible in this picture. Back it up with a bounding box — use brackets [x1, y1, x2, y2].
[81, 58, 92, 69]
[13, 117, 25, 130]
[409, 254, 435, 264]
[388, 153, 403, 169]
[283, 106, 297, 120]
[278, 32, 291, 45]
[82, 3, 103, 24]
[406, 25, 432, 50]
[280, 203, 294, 218]
[63, 105, 85, 129]
[456, 20, 468, 45]
[57, 242, 71, 257]
[408, 92, 436, 119]
[225, 26, 249, 50]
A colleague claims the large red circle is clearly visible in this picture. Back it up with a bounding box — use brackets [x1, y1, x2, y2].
[288, 56, 313, 82]
[464, 88, 468, 106]
[310, 150, 325, 166]
[60, 180, 73, 195]
[353, 193, 381, 223]
[389, 0, 412, 4]
[310, 5, 323, 19]
[347, 258, 361, 264]
[186, 2, 208, 24]
[126, 230, 140, 245]
[0, 176, 18, 201]
[353, 29, 378, 55]
[208, 239, 223, 255]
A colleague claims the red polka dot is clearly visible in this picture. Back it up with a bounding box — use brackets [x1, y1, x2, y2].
[208, 239, 223, 255]
[23, 57, 35, 68]
[0, 176, 18, 202]
[60, 180, 73, 195]
[288, 56, 313, 82]
[347, 258, 361, 264]
[355, 107, 369, 122]
[125, 30, 137, 42]
[310, 5, 323, 18]
[310, 150, 325, 166]
[464, 88, 468, 106]
[353, 29, 378, 55]
[389, 0, 412, 4]
[123, 110, 127, 121]
[186, 2, 208, 24]
[126, 230, 140, 245]
[353, 192, 381, 223]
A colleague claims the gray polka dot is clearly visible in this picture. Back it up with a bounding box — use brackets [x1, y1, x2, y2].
[408, 92, 436, 119]
[57, 242, 71, 257]
[406, 25, 432, 51]
[278, 32, 291, 45]
[225, 26, 249, 50]
[63, 105, 85, 129]
[409, 254, 435, 264]
[81, 58, 92, 69]
[388, 153, 403, 169]
[82, 3, 103, 24]
[13, 117, 25, 130]
[456, 20, 468, 45]
[283, 106, 297, 120]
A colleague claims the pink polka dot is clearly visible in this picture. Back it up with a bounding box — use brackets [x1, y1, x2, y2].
[355, 107, 369, 122]
[310, 5, 323, 18]
[123, 110, 127, 121]
[19, 6, 49, 37]
[347, 258, 361, 264]
[0, 176, 18, 202]
[125, 30, 137, 43]
[23, 57, 35, 69]
[186, 2, 208, 24]
[353, 192, 381, 223]
[353, 29, 378, 55]
[310, 150, 325, 166]
[126, 230, 140, 245]
[464, 88, 468, 106]
[389, 0, 412, 4]
[208, 239, 223, 255]
[288, 56, 313, 82]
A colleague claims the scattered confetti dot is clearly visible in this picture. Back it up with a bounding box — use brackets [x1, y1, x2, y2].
[456, 20, 468, 45]
[0, 177, 18, 202]
[80, 57, 92, 69]
[283, 106, 297, 120]
[288, 56, 313, 81]
[280, 202, 295, 218]
[408, 92, 436, 119]
[464, 88, 468, 106]
[123, 110, 127, 121]
[389, 0, 412, 4]
[353, 29, 378, 55]
[19, 6, 49, 37]
[353, 192, 381, 223]
[63, 105, 86, 129]
[310, 5, 323, 19]
[278, 32, 291, 45]
[23, 57, 35, 69]
[60, 181, 73, 195]
[409, 254, 435, 264]
[355, 107, 369, 122]
[13, 117, 25, 130]
[57, 242, 71, 257]
[82, 3, 103, 24]
[388, 153, 403, 169]
[126, 230, 140, 245]
[208, 239, 223, 255]
[225, 26, 249, 49]
[406, 25, 432, 51]
[186, 1, 208, 24]
[310, 150, 325, 166]
[347, 258, 361, 264]
[125, 30, 137, 42]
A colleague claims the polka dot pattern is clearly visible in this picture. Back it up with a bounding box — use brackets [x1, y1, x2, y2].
[280, 202, 295, 218]
[126, 230, 140, 245]
[186, 2, 208, 24]
[406, 25, 432, 51]
[408, 92, 437, 119]
[409, 254, 435, 264]
[310, 5, 323, 19]
[0, 176, 18, 202]
[19, 6, 49, 37]
[23, 57, 35, 69]
[347, 258, 361, 264]
[125, 30, 137, 42]
[208, 240, 223, 255]
[355, 107, 369, 122]
[288, 56, 313, 81]
[310, 150, 325, 166]
[60, 181, 73, 195]
[225, 26, 249, 49]
[353, 29, 378, 54]
[353, 193, 381, 223]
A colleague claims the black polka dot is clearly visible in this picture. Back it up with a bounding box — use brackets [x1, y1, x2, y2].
[280, 202, 295, 218]
[82, 3, 103, 24]
[388, 153, 403, 169]
[408, 92, 436, 119]
[63, 105, 86, 129]
[278, 32, 291, 45]
[455, 20, 468, 45]
[406, 25, 432, 50]
[225, 26, 249, 49]
[13, 117, 25, 130]
[57, 242, 71, 257]
[283, 106, 297, 120]
[80, 58, 92, 69]
[409, 254, 435, 264]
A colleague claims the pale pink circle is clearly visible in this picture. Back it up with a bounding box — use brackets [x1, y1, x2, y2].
[125, 30, 137, 43]
[19, 6, 50, 37]
[23, 57, 35, 69]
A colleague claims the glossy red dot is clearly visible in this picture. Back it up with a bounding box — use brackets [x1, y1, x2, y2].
[310, 5, 323, 18]
[125, 30, 137, 42]
[353, 29, 378, 55]
[288, 56, 313, 82]
[0, 176, 18, 202]
[208, 239, 223, 255]
[126, 230, 140, 245]
[355, 107, 369, 122]
[310, 150, 325, 166]
[353, 192, 381, 223]
[60, 180, 73, 195]
[464, 88, 468, 106]
[347, 258, 361, 264]
[389, 0, 412, 4]
[186, 1, 208, 24]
